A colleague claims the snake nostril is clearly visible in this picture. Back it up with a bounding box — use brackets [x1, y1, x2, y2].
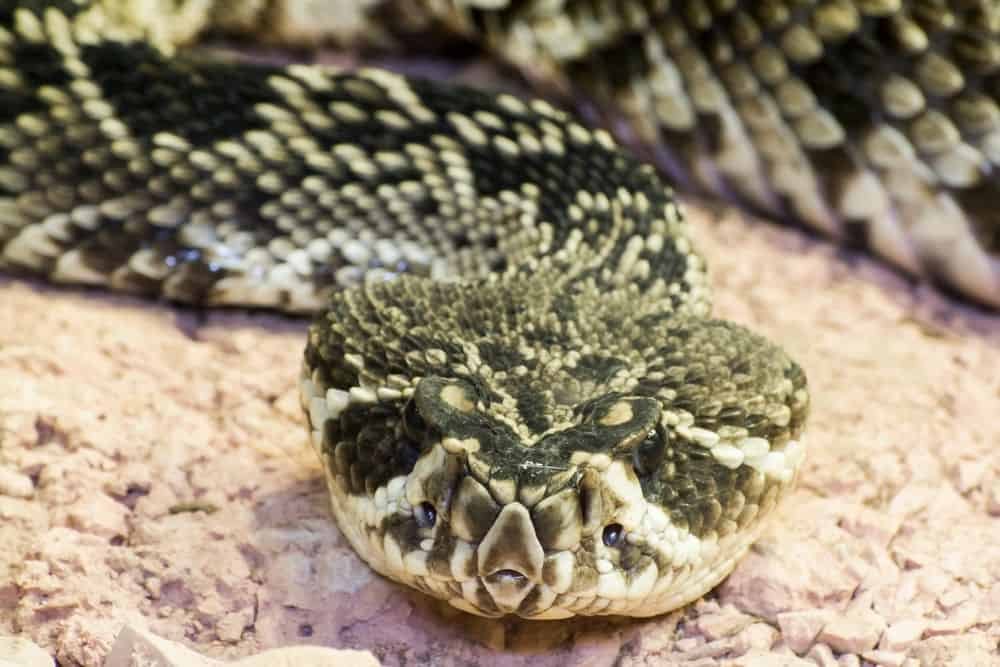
[491, 569, 527, 583]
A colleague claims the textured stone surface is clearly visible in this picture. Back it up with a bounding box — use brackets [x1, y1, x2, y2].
[0, 636, 54, 667]
[103, 625, 378, 666]
[777, 610, 831, 655]
[2, 202, 999, 666]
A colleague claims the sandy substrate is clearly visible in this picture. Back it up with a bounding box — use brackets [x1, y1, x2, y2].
[1, 204, 999, 667]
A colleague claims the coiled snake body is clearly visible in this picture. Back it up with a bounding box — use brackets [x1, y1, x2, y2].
[16, 0, 1000, 619]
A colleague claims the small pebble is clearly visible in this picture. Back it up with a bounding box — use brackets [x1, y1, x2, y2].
[0, 466, 34, 499]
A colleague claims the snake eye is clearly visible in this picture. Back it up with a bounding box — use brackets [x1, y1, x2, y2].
[416, 501, 437, 528]
[602, 523, 624, 547]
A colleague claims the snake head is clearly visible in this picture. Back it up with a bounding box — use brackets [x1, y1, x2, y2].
[337, 377, 684, 617]
[303, 314, 808, 618]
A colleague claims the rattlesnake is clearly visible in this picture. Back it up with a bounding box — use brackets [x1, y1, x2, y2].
[21, 0, 1000, 619]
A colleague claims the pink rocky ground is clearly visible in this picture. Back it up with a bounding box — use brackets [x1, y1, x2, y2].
[1, 203, 998, 666]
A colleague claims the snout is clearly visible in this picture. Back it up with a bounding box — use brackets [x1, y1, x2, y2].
[476, 502, 544, 612]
